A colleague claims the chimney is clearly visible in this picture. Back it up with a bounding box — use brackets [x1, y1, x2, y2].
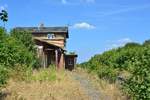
[38, 23, 44, 30]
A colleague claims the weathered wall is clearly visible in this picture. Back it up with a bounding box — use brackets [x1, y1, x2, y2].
[32, 33, 66, 39]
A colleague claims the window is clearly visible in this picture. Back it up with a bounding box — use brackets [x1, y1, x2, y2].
[68, 59, 73, 65]
[47, 33, 55, 39]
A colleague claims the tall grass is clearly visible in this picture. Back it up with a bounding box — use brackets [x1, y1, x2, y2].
[3, 67, 89, 100]
[9, 64, 59, 82]
[31, 66, 57, 82]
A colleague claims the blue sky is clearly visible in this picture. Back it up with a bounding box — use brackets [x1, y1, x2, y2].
[0, 0, 150, 63]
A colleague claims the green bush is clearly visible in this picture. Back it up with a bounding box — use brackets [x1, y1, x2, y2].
[97, 66, 119, 83]
[79, 40, 150, 99]
[123, 46, 150, 99]
[0, 65, 8, 88]
[10, 29, 40, 68]
[10, 29, 36, 53]
[0, 27, 39, 88]
[0, 35, 37, 68]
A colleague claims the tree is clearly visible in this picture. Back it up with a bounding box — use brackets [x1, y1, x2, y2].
[10, 29, 36, 53]
[0, 10, 8, 28]
[10, 29, 40, 68]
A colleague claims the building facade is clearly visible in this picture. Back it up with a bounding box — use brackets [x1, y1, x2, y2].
[15, 25, 77, 69]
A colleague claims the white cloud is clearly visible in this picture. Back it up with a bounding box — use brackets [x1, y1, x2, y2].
[106, 38, 132, 50]
[117, 38, 132, 44]
[72, 22, 95, 29]
[61, 0, 67, 4]
[60, 0, 95, 5]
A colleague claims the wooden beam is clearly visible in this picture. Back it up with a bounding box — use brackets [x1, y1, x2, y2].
[55, 50, 58, 69]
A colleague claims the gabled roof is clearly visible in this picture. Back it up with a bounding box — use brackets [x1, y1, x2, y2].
[14, 26, 69, 38]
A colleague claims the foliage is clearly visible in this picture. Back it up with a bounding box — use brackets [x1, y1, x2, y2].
[123, 46, 150, 99]
[0, 65, 8, 88]
[9, 64, 32, 82]
[0, 34, 36, 67]
[97, 66, 119, 83]
[79, 40, 150, 99]
[10, 29, 40, 68]
[0, 27, 39, 89]
[0, 10, 8, 22]
[0, 10, 8, 27]
[31, 65, 57, 82]
[10, 29, 36, 53]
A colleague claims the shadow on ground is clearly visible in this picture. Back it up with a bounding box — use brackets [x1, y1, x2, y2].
[0, 91, 11, 100]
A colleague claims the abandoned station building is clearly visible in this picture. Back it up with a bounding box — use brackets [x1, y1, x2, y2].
[15, 24, 77, 70]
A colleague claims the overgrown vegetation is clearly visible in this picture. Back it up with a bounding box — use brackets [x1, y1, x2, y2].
[0, 27, 39, 90]
[31, 66, 57, 82]
[3, 69, 90, 100]
[79, 40, 150, 99]
[0, 65, 8, 88]
[10, 29, 40, 68]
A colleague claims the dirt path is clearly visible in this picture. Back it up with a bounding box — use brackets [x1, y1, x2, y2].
[70, 71, 111, 100]
[1, 69, 117, 100]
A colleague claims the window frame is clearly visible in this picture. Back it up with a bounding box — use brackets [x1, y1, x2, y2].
[68, 59, 73, 65]
[47, 33, 55, 39]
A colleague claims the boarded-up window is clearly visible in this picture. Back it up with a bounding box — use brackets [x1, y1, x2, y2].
[68, 59, 73, 65]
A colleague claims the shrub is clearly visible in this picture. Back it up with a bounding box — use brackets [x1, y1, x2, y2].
[10, 29, 40, 68]
[97, 66, 119, 83]
[10, 29, 36, 53]
[0, 65, 8, 88]
[79, 40, 150, 99]
[0, 27, 39, 88]
[123, 46, 150, 99]
[0, 36, 36, 68]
